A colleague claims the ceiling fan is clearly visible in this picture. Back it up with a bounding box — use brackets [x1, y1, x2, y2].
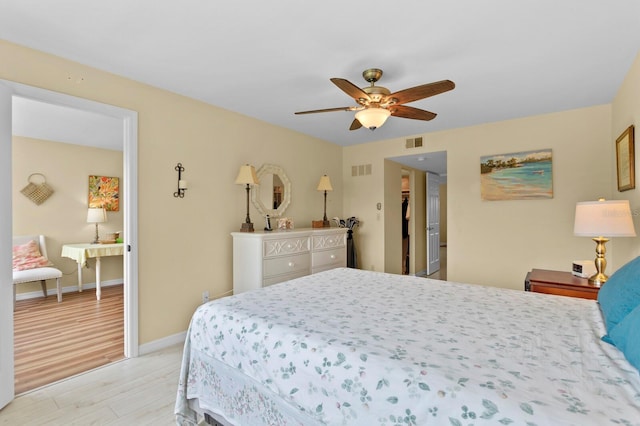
[295, 68, 455, 131]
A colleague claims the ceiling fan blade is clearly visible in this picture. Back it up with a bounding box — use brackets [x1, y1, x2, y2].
[349, 119, 362, 131]
[390, 105, 437, 121]
[387, 80, 455, 105]
[294, 106, 357, 115]
[330, 78, 371, 102]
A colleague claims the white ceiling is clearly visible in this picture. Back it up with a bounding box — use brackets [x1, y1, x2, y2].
[3, 0, 640, 170]
[12, 97, 123, 151]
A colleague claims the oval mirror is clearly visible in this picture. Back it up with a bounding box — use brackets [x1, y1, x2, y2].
[251, 164, 291, 218]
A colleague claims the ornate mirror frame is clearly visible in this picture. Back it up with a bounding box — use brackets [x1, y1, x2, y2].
[251, 163, 291, 218]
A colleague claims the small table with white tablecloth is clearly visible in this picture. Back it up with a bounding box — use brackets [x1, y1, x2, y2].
[61, 243, 124, 300]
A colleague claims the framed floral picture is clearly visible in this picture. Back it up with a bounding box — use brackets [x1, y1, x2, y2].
[88, 175, 120, 211]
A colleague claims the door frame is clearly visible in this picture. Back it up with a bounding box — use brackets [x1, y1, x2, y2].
[0, 82, 14, 409]
[0, 79, 139, 407]
[426, 172, 440, 275]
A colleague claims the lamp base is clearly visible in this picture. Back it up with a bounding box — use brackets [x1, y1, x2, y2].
[240, 222, 254, 232]
[588, 272, 608, 287]
[588, 236, 609, 286]
[312, 220, 331, 228]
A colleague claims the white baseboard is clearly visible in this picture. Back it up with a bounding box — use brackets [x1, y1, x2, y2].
[138, 331, 186, 356]
[14, 279, 123, 301]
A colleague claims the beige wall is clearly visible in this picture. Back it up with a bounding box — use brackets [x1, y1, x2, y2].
[2, 40, 343, 345]
[439, 183, 447, 244]
[410, 168, 427, 274]
[611, 52, 640, 266]
[12, 137, 124, 294]
[5, 37, 639, 345]
[345, 104, 615, 290]
[383, 159, 403, 274]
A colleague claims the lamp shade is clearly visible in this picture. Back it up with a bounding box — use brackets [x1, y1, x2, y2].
[87, 207, 107, 224]
[317, 175, 333, 191]
[355, 108, 391, 130]
[235, 164, 259, 185]
[574, 199, 636, 237]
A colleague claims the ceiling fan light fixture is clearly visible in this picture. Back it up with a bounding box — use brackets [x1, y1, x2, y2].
[355, 108, 391, 130]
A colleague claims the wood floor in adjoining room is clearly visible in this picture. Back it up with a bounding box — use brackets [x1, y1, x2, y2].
[13, 284, 124, 395]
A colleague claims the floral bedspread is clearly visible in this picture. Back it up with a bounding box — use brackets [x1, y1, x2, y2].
[176, 268, 640, 425]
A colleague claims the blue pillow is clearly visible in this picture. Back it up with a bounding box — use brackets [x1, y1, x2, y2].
[608, 304, 640, 371]
[597, 256, 640, 333]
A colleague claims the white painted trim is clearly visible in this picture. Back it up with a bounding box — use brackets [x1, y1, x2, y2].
[2, 79, 139, 359]
[138, 331, 186, 356]
[0, 80, 15, 409]
[123, 113, 139, 358]
[14, 279, 123, 301]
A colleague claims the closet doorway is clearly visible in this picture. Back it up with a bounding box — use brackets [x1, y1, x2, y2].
[388, 151, 447, 279]
[402, 173, 410, 274]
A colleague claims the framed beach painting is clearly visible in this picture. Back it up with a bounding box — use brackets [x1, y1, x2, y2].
[88, 175, 120, 211]
[480, 149, 553, 201]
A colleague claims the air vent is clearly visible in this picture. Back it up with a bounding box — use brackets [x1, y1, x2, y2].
[351, 163, 373, 177]
[405, 137, 423, 149]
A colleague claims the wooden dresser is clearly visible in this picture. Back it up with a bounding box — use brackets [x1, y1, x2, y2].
[232, 227, 347, 294]
[525, 268, 600, 300]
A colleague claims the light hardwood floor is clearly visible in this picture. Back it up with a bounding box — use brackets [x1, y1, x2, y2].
[1, 344, 184, 425]
[426, 246, 447, 280]
[14, 284, 124, 395]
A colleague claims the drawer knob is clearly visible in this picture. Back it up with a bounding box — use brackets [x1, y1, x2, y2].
[288, 262, 295, 267]
[330, 254, 336, 259]
[287, 244, 292, 249]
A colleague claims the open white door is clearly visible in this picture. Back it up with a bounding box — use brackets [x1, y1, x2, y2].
[0, 82, 15, 409]
[425, 172, 440, 275]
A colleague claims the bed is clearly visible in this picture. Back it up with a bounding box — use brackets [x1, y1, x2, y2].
[175, 267, 640, 425]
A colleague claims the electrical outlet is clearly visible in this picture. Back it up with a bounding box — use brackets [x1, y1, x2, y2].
[202, 291, 209, 304]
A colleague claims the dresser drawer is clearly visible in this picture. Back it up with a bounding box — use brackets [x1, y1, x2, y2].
[264, 236, 310, 258]
[312, 233, 346, 250]
[312, 247, 345, 269]
[263, 270, 309, 287]
[264, 253, 310, 278]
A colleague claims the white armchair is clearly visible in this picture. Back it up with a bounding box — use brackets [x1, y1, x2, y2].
[12, 235, 62, 309]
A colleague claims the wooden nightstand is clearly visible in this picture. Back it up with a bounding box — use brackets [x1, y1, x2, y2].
[525, 268, 600, 300]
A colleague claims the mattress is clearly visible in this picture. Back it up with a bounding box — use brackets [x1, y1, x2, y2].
[175, 267, 640, 425]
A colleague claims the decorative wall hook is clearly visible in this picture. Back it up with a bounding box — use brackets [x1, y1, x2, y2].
[174, 163, 187, 198]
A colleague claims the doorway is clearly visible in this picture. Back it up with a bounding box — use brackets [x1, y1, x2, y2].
[0, 80, 139, 408]
[402, 173, 410, 274]
[388, 151, 447, 278]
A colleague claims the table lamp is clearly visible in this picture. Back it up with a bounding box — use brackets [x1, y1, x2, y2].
[317, 175, 333, 227]
[574, 199, 636, 285]
[87, 207, 107, 244]
[235, 164, 259, 232]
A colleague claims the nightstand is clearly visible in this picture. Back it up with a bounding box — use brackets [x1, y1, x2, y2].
[525, 268, 600, 300]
